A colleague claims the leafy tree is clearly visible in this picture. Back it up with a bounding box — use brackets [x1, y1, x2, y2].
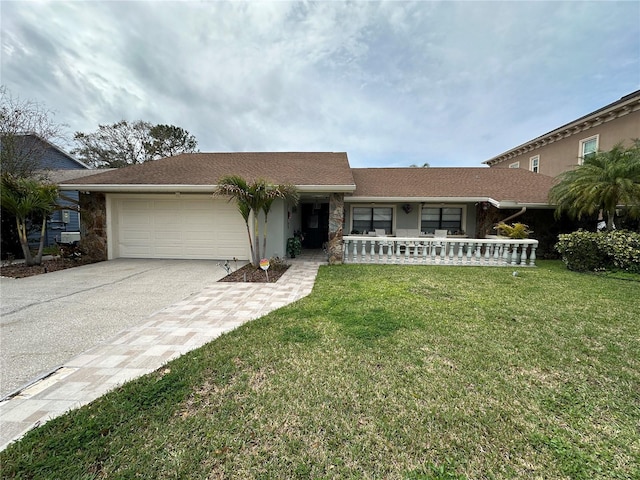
[72, 120, 198, 168]
[145, 124, 197, 159]
[1, 175, 59, 265]
[214, 176, 299, 266]
[0, 86, 65, 178]
[549, 141, 640, 230]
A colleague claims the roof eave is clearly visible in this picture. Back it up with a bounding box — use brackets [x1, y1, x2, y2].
[346, 196, 553, 209]
[346, 196, 496, 204]
[297, 184, 356, 193]
[60, 183, 357, 193]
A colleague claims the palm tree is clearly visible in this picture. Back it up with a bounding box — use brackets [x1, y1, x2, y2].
[1, 175, 59, 265]
[214, 176, 299, 266]
[549, 142, 640, 230]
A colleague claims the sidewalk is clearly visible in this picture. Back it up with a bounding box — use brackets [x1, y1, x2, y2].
[0, 259, 325, 451]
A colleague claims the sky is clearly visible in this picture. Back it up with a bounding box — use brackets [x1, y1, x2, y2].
[1, 0, 639, 168]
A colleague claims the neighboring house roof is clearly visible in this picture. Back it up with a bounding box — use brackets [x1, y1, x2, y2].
[21, 134, 90, 170]
[350, 168, 556, 208]
[43, 169, 113, 183]
[484, 90, 640, 166]
[60, 152, 356, 193]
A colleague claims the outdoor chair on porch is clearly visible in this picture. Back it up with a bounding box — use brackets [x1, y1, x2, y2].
[374, 229, 390, 254]
[433, 229, 448, 255]
[396, 229, 422, 256]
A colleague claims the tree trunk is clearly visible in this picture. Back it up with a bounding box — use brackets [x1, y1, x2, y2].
[606, 208, 616, 230]
[15, 217, 34, 266]
[33, 216, 47, 265]
[262, 214, 269, 261]
[245, 222, 255, 267]
[253, 215, 261, 266]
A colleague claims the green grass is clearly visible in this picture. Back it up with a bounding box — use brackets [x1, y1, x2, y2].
[2, 261, 639, 479]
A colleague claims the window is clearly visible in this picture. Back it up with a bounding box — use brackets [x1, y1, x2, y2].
[421, 207, 463, 234]
[509, 161, 520, 169]
[579, 135, 598, 164]
[530, 155, 539, 173]
[352, 206, 393, 234]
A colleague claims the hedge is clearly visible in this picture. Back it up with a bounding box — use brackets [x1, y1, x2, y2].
[555, 230, 640, 273]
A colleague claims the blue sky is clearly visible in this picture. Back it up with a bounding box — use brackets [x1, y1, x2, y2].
[2, 0, 639, 168]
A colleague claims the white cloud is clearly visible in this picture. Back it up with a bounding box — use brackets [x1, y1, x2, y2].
[1, 0, 638, 167]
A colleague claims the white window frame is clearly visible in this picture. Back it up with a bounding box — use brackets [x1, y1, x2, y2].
[349, 204, 396, 235]
[509, 161, 520, 169]
[419, 204, 467, 235]
[579, 134, 599, 165]
[530, 155, 539, 173]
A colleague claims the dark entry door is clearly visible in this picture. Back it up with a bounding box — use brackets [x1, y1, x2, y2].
[301, 203, 329, 249]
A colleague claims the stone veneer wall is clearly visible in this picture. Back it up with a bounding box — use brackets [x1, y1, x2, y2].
[79, 192, 107, 261]
[328, 192, 344, 264]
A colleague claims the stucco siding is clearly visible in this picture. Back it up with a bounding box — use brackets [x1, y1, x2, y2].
[490, 108, 640, 177]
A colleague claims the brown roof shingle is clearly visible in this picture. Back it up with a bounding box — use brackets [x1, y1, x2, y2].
[350, 168, 555, 205]
[62, 152, 355, 187]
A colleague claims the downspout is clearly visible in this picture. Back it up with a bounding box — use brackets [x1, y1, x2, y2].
[500, 207, 527, 224]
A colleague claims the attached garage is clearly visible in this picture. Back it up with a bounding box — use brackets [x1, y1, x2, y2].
[108, 194, 250, 260]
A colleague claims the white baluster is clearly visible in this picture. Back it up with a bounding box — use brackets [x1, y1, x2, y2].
[511, 244, 519, 266]
[466, 242, 473, 265]
[448, 241, 455, 264]
[493, 242, 500, 265]
[502, 243, 510, 265]
[458, 242, 464, 265]
[529, 244, 537, 266]
[521, 243, 528, 266]
[484, 242, 490, 263]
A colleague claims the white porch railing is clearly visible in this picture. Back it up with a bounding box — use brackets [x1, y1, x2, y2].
[342, 236, 538, 267]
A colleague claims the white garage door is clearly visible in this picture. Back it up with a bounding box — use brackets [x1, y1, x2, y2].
[111, 195, 249, 260]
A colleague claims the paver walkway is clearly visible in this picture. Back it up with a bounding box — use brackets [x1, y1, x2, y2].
[0, 259, 324, 451]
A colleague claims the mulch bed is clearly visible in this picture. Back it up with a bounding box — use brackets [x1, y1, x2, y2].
[0, 258, 98, 279]
[219, 263, 290, 283]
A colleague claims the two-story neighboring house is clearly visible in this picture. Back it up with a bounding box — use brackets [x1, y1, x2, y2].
[483, 90, 640, 177]
[33, 136, 98, 247]
[1, 135, 95, 254]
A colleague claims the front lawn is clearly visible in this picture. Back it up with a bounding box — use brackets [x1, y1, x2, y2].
[1, 261, 638, 479]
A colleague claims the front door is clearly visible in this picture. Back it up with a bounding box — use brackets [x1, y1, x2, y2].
[301, 202, 329, 249]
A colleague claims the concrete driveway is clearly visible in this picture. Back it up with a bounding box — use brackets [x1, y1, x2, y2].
[0, 258, 239, 398]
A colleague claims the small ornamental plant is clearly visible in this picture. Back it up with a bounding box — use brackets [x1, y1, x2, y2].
[494, 222, 532, 239]
[286, 236, 302, 258]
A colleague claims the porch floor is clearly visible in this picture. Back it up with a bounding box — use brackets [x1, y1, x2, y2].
[291, 249, 328, 263]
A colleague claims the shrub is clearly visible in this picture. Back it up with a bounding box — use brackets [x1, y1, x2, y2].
[598, 230, 640, 273]
[494, 222, 532, 239]
[555, 230, 602, 272]
[555, 229, 640, 273]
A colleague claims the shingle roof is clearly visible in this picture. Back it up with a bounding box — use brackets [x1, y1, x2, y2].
[350, 168, 555, 205]
[44, 169, 113, 183]
[62, 152, 355, 188]
[60, 153, 555, 206]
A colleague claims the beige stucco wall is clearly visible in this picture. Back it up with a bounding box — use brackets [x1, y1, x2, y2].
[491, 109, 640, 177]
